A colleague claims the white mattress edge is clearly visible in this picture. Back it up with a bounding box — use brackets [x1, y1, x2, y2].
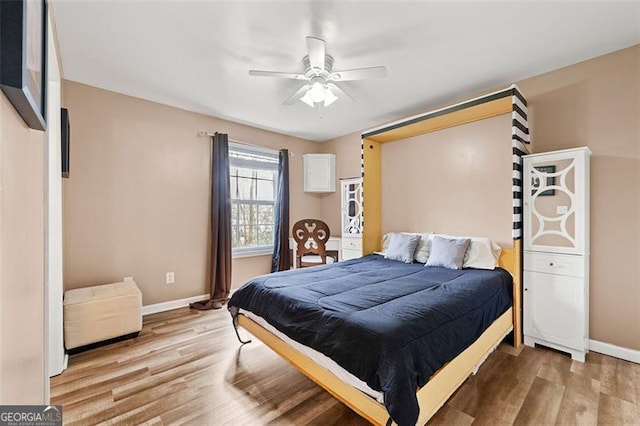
[241, 309, 384, 403]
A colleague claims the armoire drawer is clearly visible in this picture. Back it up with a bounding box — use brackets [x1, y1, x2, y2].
[524, 252, 584, 277]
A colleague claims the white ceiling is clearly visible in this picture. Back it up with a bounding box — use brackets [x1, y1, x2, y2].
[53, 1, 640, 142]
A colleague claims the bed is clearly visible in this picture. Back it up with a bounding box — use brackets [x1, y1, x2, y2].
[228, 253, 515, 426]
[228, 86, 528, 425]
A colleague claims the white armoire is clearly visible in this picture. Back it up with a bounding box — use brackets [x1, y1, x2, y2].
[340, 178, 363, 260]
[523, 147, 591, 362]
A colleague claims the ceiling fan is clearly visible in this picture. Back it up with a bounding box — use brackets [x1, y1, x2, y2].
[249, 36, 387, 115]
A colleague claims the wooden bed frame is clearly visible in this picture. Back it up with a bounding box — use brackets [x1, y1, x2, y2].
[360, 85, 527, 348]
[236, 248, 517, 425]
[234, 86, 528, 425]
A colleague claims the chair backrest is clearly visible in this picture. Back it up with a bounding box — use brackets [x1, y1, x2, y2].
[292, 219, 331, 267]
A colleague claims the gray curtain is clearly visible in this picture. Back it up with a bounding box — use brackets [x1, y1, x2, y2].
[271, 149, 290, 272]
[191, 133, 232, 310]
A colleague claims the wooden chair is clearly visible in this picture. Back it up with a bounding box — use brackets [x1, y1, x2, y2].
[292, 219, 335, 268]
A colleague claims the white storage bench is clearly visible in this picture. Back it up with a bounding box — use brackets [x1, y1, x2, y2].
[64, 280, 142, 352]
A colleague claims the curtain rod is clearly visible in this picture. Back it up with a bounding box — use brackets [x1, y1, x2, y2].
[197, 131, 295, 156]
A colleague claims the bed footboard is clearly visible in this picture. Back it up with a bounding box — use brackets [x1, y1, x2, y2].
[236, 307, 513, 426]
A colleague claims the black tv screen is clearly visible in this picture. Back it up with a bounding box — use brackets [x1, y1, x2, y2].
[61, 108, 70, 178]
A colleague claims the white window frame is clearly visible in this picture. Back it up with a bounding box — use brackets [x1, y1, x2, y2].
[229, 141, 279, 258]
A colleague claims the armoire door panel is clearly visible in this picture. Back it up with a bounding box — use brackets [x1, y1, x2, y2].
[524, 270, 583, 348]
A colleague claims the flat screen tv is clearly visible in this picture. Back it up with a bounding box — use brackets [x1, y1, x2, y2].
[61, 108, 70, 178]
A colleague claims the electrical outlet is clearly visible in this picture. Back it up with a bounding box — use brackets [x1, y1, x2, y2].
[557, 205, 568, 214]
[166, 272, 175, 284]
[123, 276, 134, 283]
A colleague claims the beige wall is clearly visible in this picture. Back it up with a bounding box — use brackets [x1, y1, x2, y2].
[320, 45, 640, 351]
[0, 94, 46, 402]
[319, 132, 363, 234]
[62, 81, 323, 303]
[518, 45, 639, 350]
[62, 46, 639, 349]
[380, 114, 513, 246]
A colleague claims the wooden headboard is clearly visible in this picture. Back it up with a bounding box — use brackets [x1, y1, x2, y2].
[361, 85, 529, 347]
[498, 245, 516, 277]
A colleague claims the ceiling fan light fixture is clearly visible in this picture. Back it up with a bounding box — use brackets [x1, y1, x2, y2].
[309, 81, 325, 103]
[300, 90, 315, 107]
[249, 36, 386, 112]
[300, 80, 335, 108]
[324, 87, 338, 106]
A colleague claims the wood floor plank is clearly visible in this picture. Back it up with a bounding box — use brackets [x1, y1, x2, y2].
[111, 351, 227, 401]
[100, 383, 200, 426]
[554, 373, 600, 425]
[598, 393, 640, 425]
[139, 418, 163, 426]
[513, 376, 565, 425]
[427, 404, 474, 426]
[51, 349, 181, 395]
[50, 360, 121, 387]
[67, 381, 187, 426]
[143, 307, 199, 325]
[161, 370, 319, 424]
[177, 383, 271, 426]
[223, 373, 320, 421]
[448, 349, 528, 420]
[57, 391, 113, 421]
[60, 328, 197, 373]
[511, 345, 547, 384]
[536, 348, 573, 385]
[307, 403, 371, 426]
[570, 351, 603, 381]
[265, 386, 344, 425]
[600, 356, 640, 405]
[52, 367, 150, 406]
[51, 307, 640, 425]
[469, 398, 521, 426]
[447, 349, 510, 415]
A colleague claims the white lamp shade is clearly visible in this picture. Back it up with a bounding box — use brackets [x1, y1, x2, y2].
[324, 87, 338, 106]
[299, 82, 340, 108]
[300, 90, 315, 107]
[309, 82, 325, 103]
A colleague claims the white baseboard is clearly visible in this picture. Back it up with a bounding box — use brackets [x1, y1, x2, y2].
[142, 294, 210, 316]
[589, 339, 640, 364]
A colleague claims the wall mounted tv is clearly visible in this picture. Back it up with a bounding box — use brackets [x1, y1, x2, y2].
[61, 108, 70, 178]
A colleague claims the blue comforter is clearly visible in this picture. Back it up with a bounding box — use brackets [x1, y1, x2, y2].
[228, 255, 512, 425]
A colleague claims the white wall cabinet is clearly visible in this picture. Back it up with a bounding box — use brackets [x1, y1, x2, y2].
[341, 178, 363, 260]
[303, 154, 335, 193]
[523, 147, 591, 362]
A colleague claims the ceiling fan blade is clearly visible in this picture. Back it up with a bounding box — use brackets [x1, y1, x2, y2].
[327, 83, 354, 102]
[283, 85, 310, 105]
[306, 36, 325, 71]
[330, 66, 387, 81]
[249, 70, 307, 80]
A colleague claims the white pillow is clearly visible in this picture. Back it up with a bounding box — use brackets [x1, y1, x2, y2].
[435, 234, 502, 270]
[384, 233, 422, 263]
[413, 233, 433, 263]
[383, 232, 432, 263]
[464, 238, 502, 269]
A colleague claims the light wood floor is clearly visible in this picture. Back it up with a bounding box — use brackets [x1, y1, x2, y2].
[51, 307, 640, 425]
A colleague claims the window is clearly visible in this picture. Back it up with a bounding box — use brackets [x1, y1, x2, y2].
[229, 142, 278, 256]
